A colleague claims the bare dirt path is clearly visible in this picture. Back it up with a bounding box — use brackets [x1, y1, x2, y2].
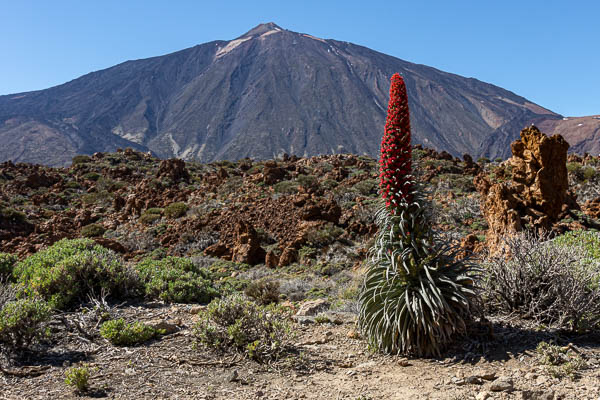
[2, 304, 599, 400]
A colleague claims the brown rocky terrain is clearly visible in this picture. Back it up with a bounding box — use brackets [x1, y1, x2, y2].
[1, 145, 491, 262]
[1, 146, 600, 399]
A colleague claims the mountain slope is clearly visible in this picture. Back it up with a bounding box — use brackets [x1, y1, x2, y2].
[0, 22, 563, 165]
[538, 115, 600, 156]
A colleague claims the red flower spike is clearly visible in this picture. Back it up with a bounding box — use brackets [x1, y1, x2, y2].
[379, 73, 413, 213]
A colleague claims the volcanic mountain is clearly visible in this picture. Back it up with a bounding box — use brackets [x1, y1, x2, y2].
[0, 22, 567, 166]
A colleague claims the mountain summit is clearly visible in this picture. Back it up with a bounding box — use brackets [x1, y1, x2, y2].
[0, 23, 563, 165]
[240, 22, 283, 37]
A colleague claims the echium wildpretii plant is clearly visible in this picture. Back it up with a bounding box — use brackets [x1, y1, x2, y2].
[358, 73, 480, 357]
[379, 73, 413, 212]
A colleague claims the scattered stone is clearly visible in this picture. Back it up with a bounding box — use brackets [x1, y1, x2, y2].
[265, 250, 279, 268]
[262, 161, 287, 184]
[188, 306, 205, 314]
[518, 390, 555, 400]
[278, 246, 297, 267]
[475, 392, 491, 400]
[149, 319, 180, 335]
[354, 361, 377, 370]
[397, 358, 411, 367]
[204, 242, 230, 259]
[292, 316, 316, 325]
[460, 233, 483, 255]
[336, 361, 354, 368]
[535, 376, 549, 386]
[452, 377, 466, 386]
[92, 237, 128, 254]
[490, 376, 514, 392]
[463, 153, 481, 175]
[583, 196, 600, 219]
[227, 370, 239, 383]
[464, 375, 483, 385]
[525, 372, 538, 380]
[347, 329, 361, 339]
[295, 299, 330, 316]
[475, 370, 497, 381]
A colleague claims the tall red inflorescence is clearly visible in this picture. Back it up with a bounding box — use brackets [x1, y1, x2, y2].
[379, 73, 413, 213]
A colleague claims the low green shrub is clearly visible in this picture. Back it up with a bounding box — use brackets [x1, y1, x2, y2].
[244, 280, 280, 305]
[583, 166, 597, 181]
[353, 179, 378, 196]
[316, 262, 345, 277]
[14, 239, 137, 310]
[71, 155, 91, 165]
[139, 210, 161, 225]
[321, 179, 339, 190]
[0, 298, 51, 351]
[0, 253, 17, 281]
[136, 256, 218, 303]
[0, 207, 27, 223]
[314, 314, 331, 324]
[193, 294, 291, 362]
[566, 162, 583, 178]
[100, 318, 162, 346]
[297, 174, 318, 188]
[80, 223, 106, 238]
[64, 365, 91, 392]
[64, 181, 81, 189]
[536, 341, 586, 379]
[164, 202, 188, 219]
[81, 190, 112, 207]
[273, 180, 297, 194]
[82, 172, 101, 181]
[298, 246, 317, 262]
[553, 230, 600, 261]
[305, 223, 344, 248]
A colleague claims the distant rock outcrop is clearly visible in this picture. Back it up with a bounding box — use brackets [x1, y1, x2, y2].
[475, 126, 573, 248]
[157, 159, 190, 183]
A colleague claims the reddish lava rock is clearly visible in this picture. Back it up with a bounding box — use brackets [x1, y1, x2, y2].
[476, 125, 574, 251]
[157, 158, 190, 182]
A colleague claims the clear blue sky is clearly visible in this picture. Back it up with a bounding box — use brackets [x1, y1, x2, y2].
[1, 0, 598, 116]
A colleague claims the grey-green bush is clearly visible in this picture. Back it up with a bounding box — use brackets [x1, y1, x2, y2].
[164, 202, 188, 219]
[0, 252, 17, 281]
[13, 238, 138, 310]
[136, 256, 218, 303]
[100, 318, 162, 346]
[193, 294, 290, 362]
[0, 298, 51, 351]
[483, 233, 600, 332]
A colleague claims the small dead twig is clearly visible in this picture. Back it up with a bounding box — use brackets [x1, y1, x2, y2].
[0, 364, 50, 377]
[156, 354, 241, 368]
